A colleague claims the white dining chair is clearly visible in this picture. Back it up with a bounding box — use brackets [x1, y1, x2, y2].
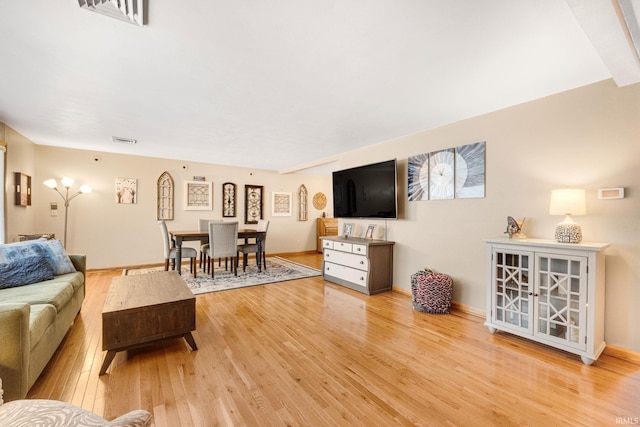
[237, 219, 270, 272]
[159, 220, 198, 277]
[198, 219, 222, 269]
[204, 221, 239, 277]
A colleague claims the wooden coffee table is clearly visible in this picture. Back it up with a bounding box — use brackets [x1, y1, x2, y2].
[100, 271, 197, 375]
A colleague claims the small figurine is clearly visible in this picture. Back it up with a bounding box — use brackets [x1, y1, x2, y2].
[505, 216, 526, 239]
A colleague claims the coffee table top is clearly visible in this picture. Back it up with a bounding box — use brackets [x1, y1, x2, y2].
[103, 271, 194, 314]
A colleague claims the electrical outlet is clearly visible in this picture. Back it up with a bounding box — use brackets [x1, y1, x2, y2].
[50, 202, 58, 217]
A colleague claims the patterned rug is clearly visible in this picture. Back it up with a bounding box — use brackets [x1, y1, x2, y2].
[123, 256, 321, 295]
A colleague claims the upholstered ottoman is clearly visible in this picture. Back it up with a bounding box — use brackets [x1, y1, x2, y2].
[410, 268, 453, 314]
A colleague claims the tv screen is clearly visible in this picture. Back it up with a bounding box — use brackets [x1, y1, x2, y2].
[332, 159, 398, 219]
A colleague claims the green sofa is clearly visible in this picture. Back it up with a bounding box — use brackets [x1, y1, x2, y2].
[0, 254, 86, 402]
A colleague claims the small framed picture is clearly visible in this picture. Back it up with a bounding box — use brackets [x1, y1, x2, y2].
[365, 224, 376, 239]
[343, 223, 353, 238]
[14, 172, 32, 206]
[116, 177, 137, 204]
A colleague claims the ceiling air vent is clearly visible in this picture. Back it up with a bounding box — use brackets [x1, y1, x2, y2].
[112, 136, 137, 145]
[78, 0, 145, 27]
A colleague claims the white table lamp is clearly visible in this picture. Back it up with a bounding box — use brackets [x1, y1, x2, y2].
[549, 188, 586, 243]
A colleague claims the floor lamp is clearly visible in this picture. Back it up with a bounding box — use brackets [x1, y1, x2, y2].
[44, 177, 91, 248]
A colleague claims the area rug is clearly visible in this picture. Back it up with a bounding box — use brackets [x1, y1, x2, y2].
[123, 256, 321, 295]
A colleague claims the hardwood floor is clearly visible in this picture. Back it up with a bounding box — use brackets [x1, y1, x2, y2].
[27, 253, 639, 426]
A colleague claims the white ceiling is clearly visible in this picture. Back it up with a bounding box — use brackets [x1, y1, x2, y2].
[1, 0, 638, 174]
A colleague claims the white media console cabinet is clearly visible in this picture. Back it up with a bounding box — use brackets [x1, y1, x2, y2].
[321, 236, 395, 295]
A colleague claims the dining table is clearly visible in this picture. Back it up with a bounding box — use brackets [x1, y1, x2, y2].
[169, 229, 267, 274]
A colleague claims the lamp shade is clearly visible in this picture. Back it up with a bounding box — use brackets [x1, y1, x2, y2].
[43, 179, 58, 189]
[549, 189, 586, 216]
[61, 177, 75, 188]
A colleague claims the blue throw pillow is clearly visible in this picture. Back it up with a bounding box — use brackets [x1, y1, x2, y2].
[0, 255, 55, 289]
[0, 239, 76, 275]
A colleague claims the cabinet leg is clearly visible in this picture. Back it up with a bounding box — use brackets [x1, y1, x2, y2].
[580, 355, 594, 365]
[488, 326, 497, 334]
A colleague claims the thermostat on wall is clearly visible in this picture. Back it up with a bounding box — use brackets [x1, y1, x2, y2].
[597, 188, 624, 199]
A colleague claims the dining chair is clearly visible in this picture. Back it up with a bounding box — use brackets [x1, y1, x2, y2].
[158, 220, 198, 277]
[198, 219, 222, 269]
[204, 221, 239, 277]
[237, 219, 270, 272]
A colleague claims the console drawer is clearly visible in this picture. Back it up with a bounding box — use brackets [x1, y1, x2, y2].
[324, 262, 368, 288]
[334, 241, 353, 252]
[352, 243, 367, 255]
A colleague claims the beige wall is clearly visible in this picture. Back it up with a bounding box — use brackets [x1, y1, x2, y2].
[24, 146, 332, 269]
[337, 79, 640, 352]
[2, 124, 38, 240]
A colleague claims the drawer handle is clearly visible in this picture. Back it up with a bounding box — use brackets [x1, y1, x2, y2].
[326, 253, 330, 257]
[360, 277, 364, 281]
[356, 248, 361, 252]
[360, 261, 364, 265]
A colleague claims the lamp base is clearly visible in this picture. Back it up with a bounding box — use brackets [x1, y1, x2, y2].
[555, 222, 582, 243]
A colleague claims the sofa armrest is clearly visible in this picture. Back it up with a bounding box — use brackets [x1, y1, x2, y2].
[0, 303, 30, 401]
[68, 254, 86, 277]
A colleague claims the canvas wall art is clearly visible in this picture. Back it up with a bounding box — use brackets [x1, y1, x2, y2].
[455, 141, 486, 199]
[116, 178, 137, 204]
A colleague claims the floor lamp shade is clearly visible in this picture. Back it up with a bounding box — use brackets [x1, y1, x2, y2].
[549, 189, 586, 243]
[44, 177, 91, 248]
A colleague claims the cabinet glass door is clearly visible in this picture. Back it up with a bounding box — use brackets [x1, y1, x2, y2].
[493, 249, 532, 331]
[535, 253, 586, 348]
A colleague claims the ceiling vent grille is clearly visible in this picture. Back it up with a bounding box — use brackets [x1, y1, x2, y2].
[112, 136, 137, 145]
[78, 0, 145, 26]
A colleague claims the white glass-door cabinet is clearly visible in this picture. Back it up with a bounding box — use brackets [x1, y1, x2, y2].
[484, 238, 609, 365]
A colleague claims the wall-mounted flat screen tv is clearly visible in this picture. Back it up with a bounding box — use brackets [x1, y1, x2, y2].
[332, 159, 398, 219]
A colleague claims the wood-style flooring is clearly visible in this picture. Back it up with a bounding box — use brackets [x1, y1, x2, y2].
[27, 253, 640, 426]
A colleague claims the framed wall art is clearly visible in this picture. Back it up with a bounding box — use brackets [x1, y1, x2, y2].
[14, 172, 31, 206]
[244, 185, 264, 224]
[115, 177, 137, 204]
[272, 191, 292, 216]
[184, 180, 212, 210]
[298, 185, 308, 221]
[222, 182, 237, 217]
[157, 171, 174, 220]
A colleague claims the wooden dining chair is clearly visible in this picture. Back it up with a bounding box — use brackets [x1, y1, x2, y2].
[158, 220, 198, 277]
[237, 219, 270, 272]
[204, 221, 239, 277]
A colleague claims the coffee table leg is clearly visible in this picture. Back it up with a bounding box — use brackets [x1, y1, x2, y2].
[99, 350, 117, 375]
[184, 332, 198, 351]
